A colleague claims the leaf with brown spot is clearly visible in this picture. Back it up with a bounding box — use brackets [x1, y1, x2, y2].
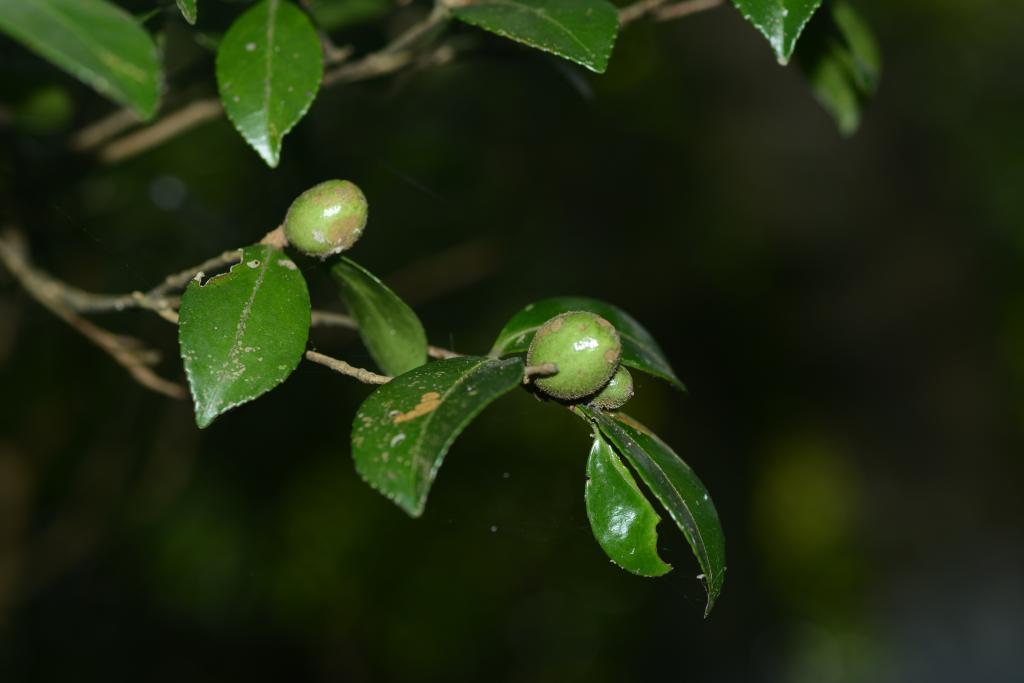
[352, 356, 524, 516]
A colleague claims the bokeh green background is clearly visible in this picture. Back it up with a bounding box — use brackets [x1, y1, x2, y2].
[1, 1, 1022, 681]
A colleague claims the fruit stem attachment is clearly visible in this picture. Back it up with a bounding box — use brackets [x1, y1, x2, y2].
[259, 225, 288, 249]
[522, 362, 559, 384]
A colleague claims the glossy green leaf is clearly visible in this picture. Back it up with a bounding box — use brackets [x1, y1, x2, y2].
[580, 407, 725, 615]
[215, 0, 323, 167]
[176, 0, 198, 25]
[796, 1, 881, 136]
[586, 430, 671, 577]
[352, 356, 524, 517]
[331, 257, 427, 377]
[490, 296, 684, 390]
[451, 0, 619, 74]
[731, 0, 823, 64]
[0, 0, 160, 119]
[179, 245, 311, 428]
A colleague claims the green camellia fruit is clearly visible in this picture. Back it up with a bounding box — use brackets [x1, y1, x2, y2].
[283, 179, 368, 258]
[589, 366, 634, 410]
[527, 311, 621, 401]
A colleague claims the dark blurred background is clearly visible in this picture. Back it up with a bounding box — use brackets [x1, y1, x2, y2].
[1, 0, 1022, 681]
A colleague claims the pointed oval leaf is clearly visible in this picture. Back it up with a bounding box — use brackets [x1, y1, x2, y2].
[580, 406, 725, 616]
[586, 431, 671, 577]
[0, 0, 160, 118]
[330, 257, 427, 377]
[490, 296, 684, 390]
[451, 0, 619, 74]
[179, 245, 311, 428]
[176, 0, 198, 25]
[352, 356, 524, 517]
[731, 0, 823, 65]
[215, 0, 323, 167]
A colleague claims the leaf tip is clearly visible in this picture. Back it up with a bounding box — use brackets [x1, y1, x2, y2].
[194, 409, 217, 429]
[257, 144, 281, 168]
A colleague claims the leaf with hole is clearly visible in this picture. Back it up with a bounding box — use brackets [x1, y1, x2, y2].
[490, 296, 683, 390]
[331, 257, 427, 377]
[580, 406, 725, 615]
[178, 245, 311, 428]
[731, 0, 823, 64]
[215, 0, 323, 167]
[176, 0, 198, 25]
[352, 356, 524, 517]
[451, 0, 619, 73]
[586, 430, 671, 577]
[0, 0, 161, 118]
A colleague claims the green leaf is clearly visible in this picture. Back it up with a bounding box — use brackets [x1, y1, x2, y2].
[352, 356, 524, 517]
[176, 0, 198, 25]
[0, 0, 161, 119]
[731, 0, 823, 65]
[796, 1, 881, 136]
[490, 296, 684, 390]
[451, 0, 619, 74]
[215, 0, 323, 167]
[330, 257, 427, 377]
[586, 430, 671, 577]
[580, 407, 726, 616]
[179, 245, 311, 428]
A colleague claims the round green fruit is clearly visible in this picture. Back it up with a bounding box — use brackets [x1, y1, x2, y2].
[527, 311, 621, 401]
[283, 179, 368, 258]
[589, 366, 634, 410]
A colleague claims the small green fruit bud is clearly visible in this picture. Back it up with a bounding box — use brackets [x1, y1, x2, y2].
[283, 179, 368, 258]
[589, 366, 634, 410]
[527, 311, 621, 401]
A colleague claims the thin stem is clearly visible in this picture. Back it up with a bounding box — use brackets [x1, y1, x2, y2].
[619, 0, 671, 24]
[75, 0, 718, 165]
[0, 230, 186, 399]
[522, 362, 558, 384]
[71, 108, 140, 152]
[310, 310, 463, 360]
[0, 226, 482, 394]
[305, 350, 391, 384]
[85, 6, 453, 164]
[654, 0, 723, 22]
[619, 0, 722, 24]
[148, 249, 243, 299]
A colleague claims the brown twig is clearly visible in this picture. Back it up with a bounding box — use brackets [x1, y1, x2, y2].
[149, 249, 242, 299]
[309, 310, 463, 360]
[76, 0, 719, 165]
[97, 98, 224, 164]
[619, 0, 671, 24]
[71, 108, 141, 152]
[305, 350, 392, 384]
[0, 230, 186, 399]
[653, 0, 723, 22]
[522, 362, 558, 385]
[0, 225, 539, 394]
[85, 5, 453, 164]
[619, 0, 722, 25]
